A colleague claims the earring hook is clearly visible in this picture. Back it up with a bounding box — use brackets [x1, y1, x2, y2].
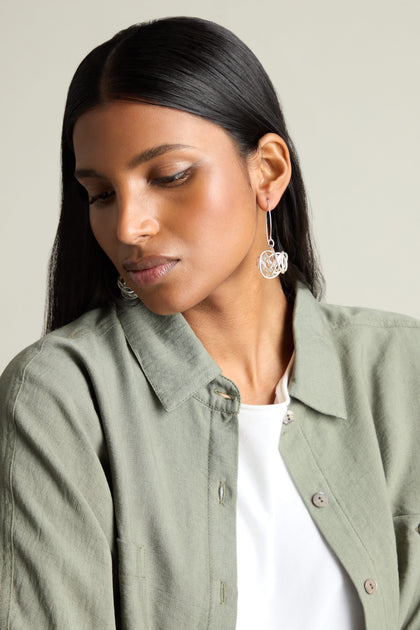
[266, 199, 275, 248]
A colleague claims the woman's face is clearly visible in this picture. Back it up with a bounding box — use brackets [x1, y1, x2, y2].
[73, 101, 267, 316]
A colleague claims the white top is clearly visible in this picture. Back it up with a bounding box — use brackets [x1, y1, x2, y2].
[236, 360, 364, 629]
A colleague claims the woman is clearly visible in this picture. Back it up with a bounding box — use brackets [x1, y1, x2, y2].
[1, 16, 419, 630]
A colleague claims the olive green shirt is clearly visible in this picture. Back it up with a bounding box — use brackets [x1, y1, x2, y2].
[1, 284, 420, 629]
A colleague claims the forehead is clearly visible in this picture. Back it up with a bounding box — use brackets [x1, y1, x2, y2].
[72, 101, 237, 166]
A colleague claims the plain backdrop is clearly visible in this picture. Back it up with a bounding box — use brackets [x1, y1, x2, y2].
[1, 0, 419, 372]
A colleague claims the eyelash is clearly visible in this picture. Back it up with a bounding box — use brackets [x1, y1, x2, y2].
[88, 190, 115, 205]
[152, 167, 192, 186]
[87, 167, 192, 206]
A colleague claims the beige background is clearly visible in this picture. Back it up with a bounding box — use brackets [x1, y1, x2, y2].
[1, 0, 419, 372]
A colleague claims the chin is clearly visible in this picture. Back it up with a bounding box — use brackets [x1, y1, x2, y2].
[139, 295, 188, 317]
[139, 285, 212, 318]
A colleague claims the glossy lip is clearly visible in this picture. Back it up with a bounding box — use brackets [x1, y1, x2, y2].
[124, 256, 179, 288]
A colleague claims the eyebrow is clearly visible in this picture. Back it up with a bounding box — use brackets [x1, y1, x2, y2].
[74, 143, 193, 179]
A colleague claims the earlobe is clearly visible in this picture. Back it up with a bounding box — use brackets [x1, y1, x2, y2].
[252, 133, 292, 211]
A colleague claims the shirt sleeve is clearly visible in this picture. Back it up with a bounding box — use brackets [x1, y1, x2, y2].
[0, 341, 118, 630]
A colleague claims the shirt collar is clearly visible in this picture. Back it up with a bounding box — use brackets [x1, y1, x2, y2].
[116, 300, 221, 411]
[116, 282, 347, 419]
[289, 282, 347, 420]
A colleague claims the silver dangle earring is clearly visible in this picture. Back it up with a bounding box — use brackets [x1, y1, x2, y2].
[117, 277, 138, 300]
[257, 200, 288, 279]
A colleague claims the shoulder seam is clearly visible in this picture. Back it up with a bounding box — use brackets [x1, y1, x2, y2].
[329, 320, 420, 331]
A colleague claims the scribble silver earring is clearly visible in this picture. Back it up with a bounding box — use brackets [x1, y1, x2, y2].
[117, 277, 138, 300]
[257, 200, 288, 279]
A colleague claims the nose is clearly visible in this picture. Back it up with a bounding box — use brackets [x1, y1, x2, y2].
[116, 198, 160, 244]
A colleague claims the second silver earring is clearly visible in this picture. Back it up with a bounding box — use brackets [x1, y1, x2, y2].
[118, 276, 138, 300]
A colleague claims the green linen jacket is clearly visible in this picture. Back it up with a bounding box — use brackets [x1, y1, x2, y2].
[1, 283, 420, 629]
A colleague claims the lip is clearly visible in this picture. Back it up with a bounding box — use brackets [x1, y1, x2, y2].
[124, 256, 179, 288]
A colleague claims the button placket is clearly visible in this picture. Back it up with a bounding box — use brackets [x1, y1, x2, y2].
[206, 382, 239, 628]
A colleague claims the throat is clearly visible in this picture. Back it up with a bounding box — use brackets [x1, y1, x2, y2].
[214, 305, 294, 405]
[221, 350, 292, 405]
[183, 280, 294, 405]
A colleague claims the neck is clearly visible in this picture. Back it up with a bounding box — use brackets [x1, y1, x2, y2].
[182, 277, 294, 405]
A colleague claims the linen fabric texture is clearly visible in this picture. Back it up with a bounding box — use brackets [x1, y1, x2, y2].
[1, 283, 420, 629]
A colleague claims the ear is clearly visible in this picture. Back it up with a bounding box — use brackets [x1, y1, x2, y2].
[248, 133, 292, 211]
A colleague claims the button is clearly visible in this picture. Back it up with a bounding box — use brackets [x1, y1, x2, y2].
[364, 579, 377, 594]
[312, 492, 328, 508]
[283, 410, 295, 425]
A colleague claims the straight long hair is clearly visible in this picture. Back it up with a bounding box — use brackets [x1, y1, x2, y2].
[46, 16, 324, 332]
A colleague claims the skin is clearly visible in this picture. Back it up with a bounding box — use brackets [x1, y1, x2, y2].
[73, 101, 294, 404]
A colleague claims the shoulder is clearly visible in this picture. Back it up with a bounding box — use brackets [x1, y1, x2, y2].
[295, 283, 420, 367]
[2, 304, 119, 382]
[319, 300, 420, 367]
[292, 285, 420, 423]
[0, 303, 127, 422]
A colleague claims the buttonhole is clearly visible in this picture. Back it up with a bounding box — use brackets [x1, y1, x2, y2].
[214, 389, 232, 400]
[220, 581, 226, 605]
[218, 481, 225, 505]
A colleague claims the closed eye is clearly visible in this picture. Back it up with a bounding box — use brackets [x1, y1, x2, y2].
[87, 166, 193, 204]
[152, 167, 192, 187]
[88, 190, 115, 205]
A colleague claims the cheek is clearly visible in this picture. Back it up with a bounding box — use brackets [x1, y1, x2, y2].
[182, 167, 255, 241]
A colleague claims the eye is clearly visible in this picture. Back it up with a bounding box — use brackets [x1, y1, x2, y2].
[152, 167, 192, 187]
[88, 190, 115, 205]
